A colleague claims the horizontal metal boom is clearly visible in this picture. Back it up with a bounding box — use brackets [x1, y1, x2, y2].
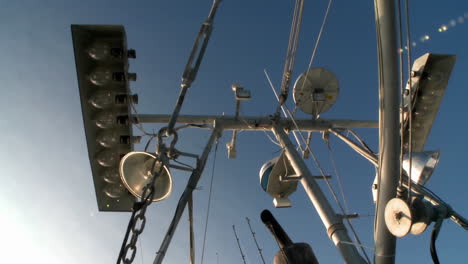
[135, 114, 378, 131]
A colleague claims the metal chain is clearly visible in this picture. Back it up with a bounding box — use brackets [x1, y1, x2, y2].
[118, 156, 166, 264]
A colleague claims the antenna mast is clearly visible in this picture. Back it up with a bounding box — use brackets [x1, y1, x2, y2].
[246, 217, 266, 264]
[232, 225, 247, 264]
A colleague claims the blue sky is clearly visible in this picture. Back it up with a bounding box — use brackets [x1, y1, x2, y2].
[0, 0, 467, 263]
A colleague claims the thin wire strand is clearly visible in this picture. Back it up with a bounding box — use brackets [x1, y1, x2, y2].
[264, 69, 305, 152]
[326, 139, 350, 213]
[340, 241, 375, 251]
[139, 237, 144, 264]
[281, 104, 371, 263]
[307, 0, 333, 70]
[297, 0, 333, 113]
[172, 159, 195, 170]
[397, 0, 405, 191]
[200, 140, 219, 264]
[404, 0, 413, 203]
[238, 106, 282, 148]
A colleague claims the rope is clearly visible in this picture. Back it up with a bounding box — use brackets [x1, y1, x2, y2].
[200, 140, 219, 264]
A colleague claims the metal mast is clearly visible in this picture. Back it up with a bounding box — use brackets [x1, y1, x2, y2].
[373, 0, 401, 263]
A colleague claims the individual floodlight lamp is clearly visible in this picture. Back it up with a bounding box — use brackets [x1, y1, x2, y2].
[402, 151, 440, 185]
[119, 152, 173, 202]
[372, 150, 440, 203]
[259, 151, 299, 208]
[402, 53, 456, 152]
[71, 25, 139, 211]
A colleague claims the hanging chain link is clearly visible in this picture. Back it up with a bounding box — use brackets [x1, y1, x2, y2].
[118, 155, 166, 264]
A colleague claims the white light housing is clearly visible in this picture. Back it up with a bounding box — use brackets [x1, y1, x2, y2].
[259, 152, 298, 208]
[402, 151, 440, 185]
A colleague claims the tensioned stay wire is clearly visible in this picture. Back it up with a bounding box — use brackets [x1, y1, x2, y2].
[404, 0, 414, 203]
[267, 73, 370, 262]
[298, 0, 333, 117]
[397, 0, 406, 192]
[326, 139, 351, 214]
[282, 103, 371, 263]
[200, 139, 219, 264]
[264, 67, 370, 262]
[266, 0, 370, 260]
[264, 69, 305, 152]
[139, 237, 144, 264]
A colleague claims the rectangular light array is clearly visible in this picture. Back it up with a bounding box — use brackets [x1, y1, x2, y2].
[402, 53, 456, 152]
[71, 25, 140, 211]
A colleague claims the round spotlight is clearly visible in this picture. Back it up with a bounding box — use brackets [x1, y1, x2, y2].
[119, 152, 172, 202]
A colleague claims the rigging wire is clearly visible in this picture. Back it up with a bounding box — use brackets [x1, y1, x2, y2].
[404, 0, 414, 203]
[278, 102, 371, 263]
[307, 0, 332, 70]
[172, 159, 195, 170]
[298, 0, 333, 117]
[200, 139, 220, 264]
[139, 237, 144, 264]
[397, 0, 406, 192]
[238, 106, 282, 148]
[340, 241, 375, 251]
[338, 128, 374, 154]
[264, 69, 305, 152]
[264, 7, 372, 258]
[266, 61, 370, 261]
[326, 137, 350, 214]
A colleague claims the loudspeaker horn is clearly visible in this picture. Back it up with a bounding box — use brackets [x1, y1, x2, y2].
[119, 151, 172, 202]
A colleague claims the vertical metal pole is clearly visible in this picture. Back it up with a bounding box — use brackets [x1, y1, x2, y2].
[373, 0, 400, 263]
[153, 126, 222, 264]
[272, 124, 367, 264]
[188, 195, 195, 264]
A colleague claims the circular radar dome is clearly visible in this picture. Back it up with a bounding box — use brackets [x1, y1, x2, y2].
[293, 68, 339, 116]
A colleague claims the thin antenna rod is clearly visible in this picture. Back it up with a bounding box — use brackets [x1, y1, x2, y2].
[232, 225, 247, 264]
[246, 217, 266, 264]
